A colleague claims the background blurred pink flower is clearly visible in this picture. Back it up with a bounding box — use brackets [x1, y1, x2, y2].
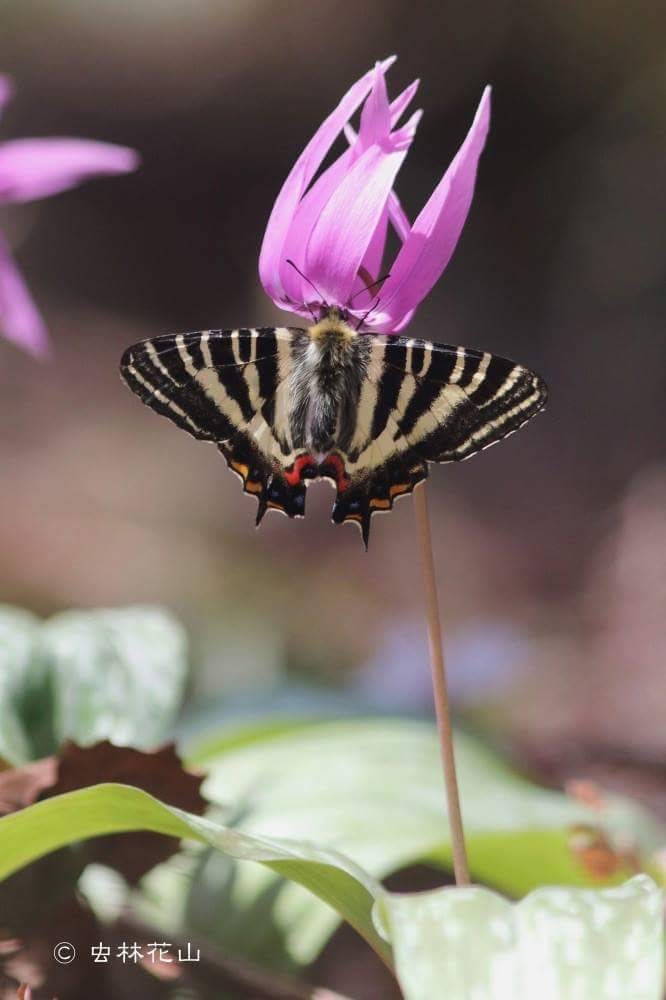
[0, 75, 138, 356]
[259, 58, 490, 333]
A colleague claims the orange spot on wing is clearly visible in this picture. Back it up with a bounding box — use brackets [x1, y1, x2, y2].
[231, 461, 249, 478]
[389, 482, 410, 499]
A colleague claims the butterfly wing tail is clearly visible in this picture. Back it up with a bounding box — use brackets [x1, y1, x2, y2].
[331, 456, 428, 549]
[219, 437, 307, 524]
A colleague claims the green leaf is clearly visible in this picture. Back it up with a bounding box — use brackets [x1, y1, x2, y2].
[0, 604, 188, 758]
[0, 784, 661, 997]
[0, 606, 47, 763]
[0, 783, 391, 965]
[43, 606, 187, 750]
[191, 719, 665, 889]
[376, 875, 663, 1000]
[178, 718, 664, 965]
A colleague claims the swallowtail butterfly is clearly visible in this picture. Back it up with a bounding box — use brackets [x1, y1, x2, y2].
[120, 309, 547, 546]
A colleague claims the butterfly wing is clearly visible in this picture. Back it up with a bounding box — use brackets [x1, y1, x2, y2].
[331, 335, 548, 544]
[121, 327, 547, 546]
[120, 327, 312, 520]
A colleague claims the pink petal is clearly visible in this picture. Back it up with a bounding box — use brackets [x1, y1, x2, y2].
[343, 78, 420, 155]
[279, 146, 355, 305]
[389, 108, 423, 151]
[388, 79, 420, 127]
[259, 56, 396, 304]
[385, 306, 415, 332]
[0, 139, 139, 204]
[375, 86, 491, 331]
[343, 144, 415, 316]
[0, 76, 14, 116]
[361, 207, 390, 284]
[347, 188, 413, 315]
[346, 206, 390, 310]
[279, 67, 415, 305]
[342, 99, 418, 309]
[387, 189, 411, 242]
[0, 233, 49, 356]
[305, 143, 409, 306]
[358, 63, 391, 146]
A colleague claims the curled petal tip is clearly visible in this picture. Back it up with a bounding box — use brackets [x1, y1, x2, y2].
[389, 78, 420, 129]
[72, 141, 140, 176]
[0, 235, 50, 357]
[473, 86, 492, 145]
[26, 336, 52, 360]
[371, 86, 492, 327]
[392, 108, 423, 150]
[103, 144, 141, 173]
[360, 63, 391, 143]
[260, 59, 399, 304]
[478, 85, 492, 122]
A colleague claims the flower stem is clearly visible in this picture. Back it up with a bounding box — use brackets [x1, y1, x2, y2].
[413, 482, 470, 886]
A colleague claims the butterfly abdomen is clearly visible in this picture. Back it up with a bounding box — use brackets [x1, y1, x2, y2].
[292, 321, 369, 456]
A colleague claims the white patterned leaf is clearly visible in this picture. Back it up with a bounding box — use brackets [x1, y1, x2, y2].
[376, 875, 663, 1000]
[43, 606, 187, 750]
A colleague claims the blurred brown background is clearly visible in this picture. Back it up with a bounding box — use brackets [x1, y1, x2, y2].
[1, 1, 665, 771]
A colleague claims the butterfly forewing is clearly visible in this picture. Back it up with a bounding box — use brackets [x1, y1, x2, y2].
[327, 336, 546, 543]
[120, 324, 547, 546]
[371, 336, 546, 463]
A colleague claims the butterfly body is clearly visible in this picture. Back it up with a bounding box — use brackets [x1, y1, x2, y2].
[120, 314, 547, 546]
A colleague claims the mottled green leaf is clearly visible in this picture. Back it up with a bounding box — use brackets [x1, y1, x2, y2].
[376, 875, 663, 999]
[0, 604, 187, 759]
[0, 784, 661, 997]
[0, 606, 47, 763]
[178, 718, 664, 964]
[44, 606, 187, 750]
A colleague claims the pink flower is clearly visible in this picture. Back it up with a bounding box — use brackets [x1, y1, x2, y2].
[0, 76, 139, 356]
[259, 58, 491, 333]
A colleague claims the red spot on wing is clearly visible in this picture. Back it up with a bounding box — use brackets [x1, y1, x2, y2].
[284, 454, 316, 486]
[327, 453, 350, 492]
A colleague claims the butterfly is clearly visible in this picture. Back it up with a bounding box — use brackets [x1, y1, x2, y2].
[120, 307, 547, 547]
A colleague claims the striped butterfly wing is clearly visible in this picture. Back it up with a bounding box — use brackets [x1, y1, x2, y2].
[120, 327, 313, 520]
[121, 327, 547, 547]
[331, 335, 547, 544]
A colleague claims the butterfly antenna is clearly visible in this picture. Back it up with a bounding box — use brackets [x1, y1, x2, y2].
[286, 259, 329, 311]
[348, 272, 391, 305]
[355, 296, 381, 331]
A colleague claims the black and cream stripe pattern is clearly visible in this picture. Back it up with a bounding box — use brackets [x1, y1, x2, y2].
[120, 311, 547, 546]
